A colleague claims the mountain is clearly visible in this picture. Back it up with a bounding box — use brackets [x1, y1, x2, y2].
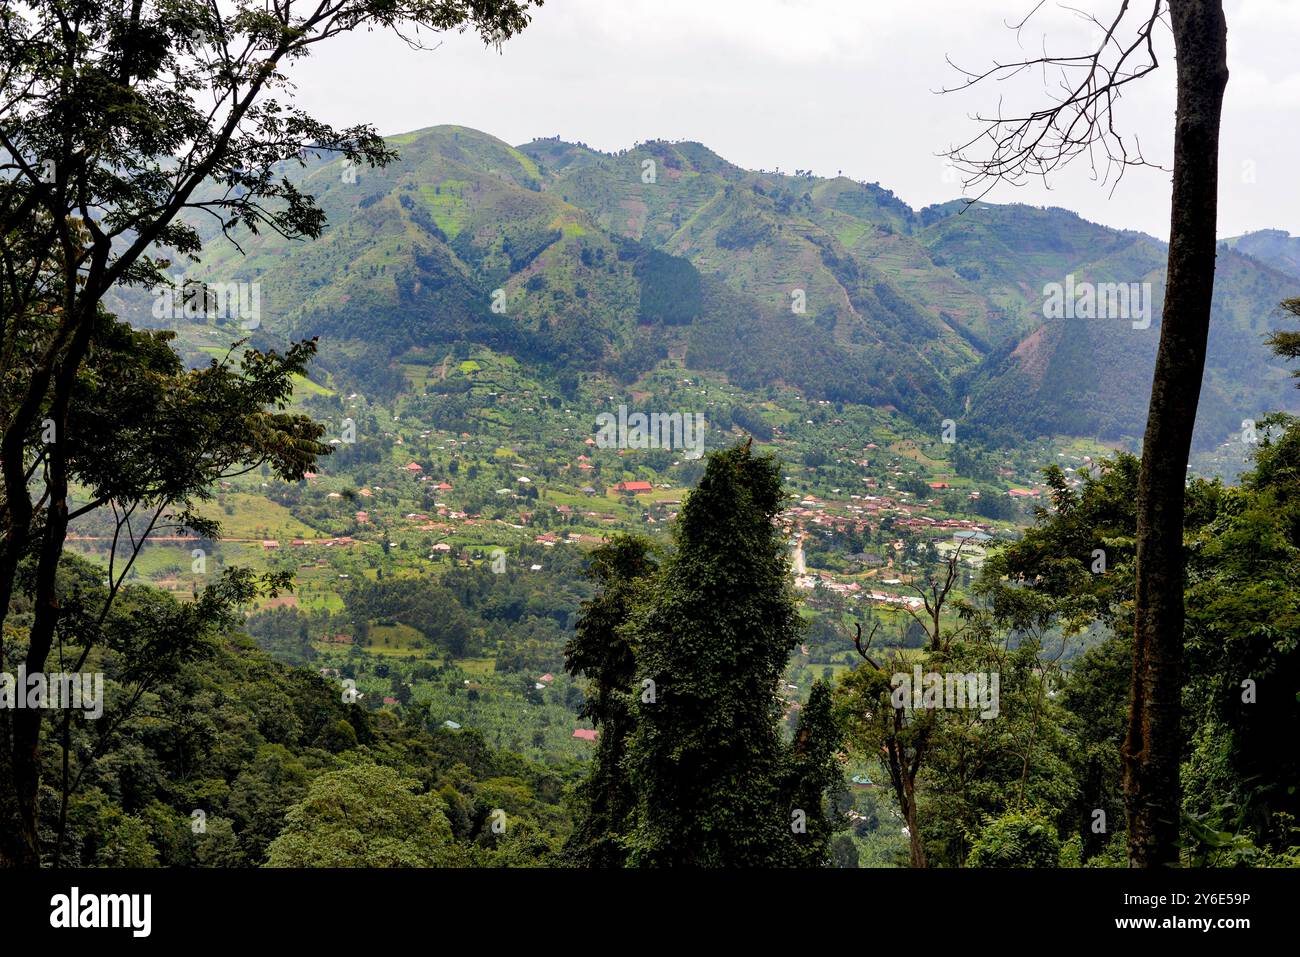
[112, 125, 1300, 452]
[1223, 229, 1300, 280]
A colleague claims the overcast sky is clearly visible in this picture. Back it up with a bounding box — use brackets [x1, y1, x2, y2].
[287, 0, 1297, 241]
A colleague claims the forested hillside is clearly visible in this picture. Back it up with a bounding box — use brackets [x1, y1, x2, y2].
[110, 126, 1300, 453]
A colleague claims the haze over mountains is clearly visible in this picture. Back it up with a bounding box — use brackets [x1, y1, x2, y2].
[121, 125, 1300, 452]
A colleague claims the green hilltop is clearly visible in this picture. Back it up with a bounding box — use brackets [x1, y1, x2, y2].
[113, 124, 1300, 453]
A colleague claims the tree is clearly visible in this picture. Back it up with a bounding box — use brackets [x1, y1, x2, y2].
[1180, 311, 1300, 860]
[0, 0, 541, 868]
[561, 534, 656, 867]
[839, 545, 969, 867]
[971, 325, 1300, 863]
[1, 318, 329, 866]
[830, 833, 860, 869]
[622, 441, 836, 866]
[967, 808, 1062, 868]
[265, 763, 464, 867]
[225, 744, 310, 864]
[1266, 298, 1300, 377]
[947, 0, 1229, 867]
[783, 680, 843, 867]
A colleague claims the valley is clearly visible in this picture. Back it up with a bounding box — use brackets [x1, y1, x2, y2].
[69, 125, 1300, 867]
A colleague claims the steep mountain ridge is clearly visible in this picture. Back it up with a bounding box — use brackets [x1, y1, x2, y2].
[113, 125, 1300, 451]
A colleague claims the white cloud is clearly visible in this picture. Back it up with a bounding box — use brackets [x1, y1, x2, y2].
[283, 0, 1296, 240]
[1228, 68, 1300, 111]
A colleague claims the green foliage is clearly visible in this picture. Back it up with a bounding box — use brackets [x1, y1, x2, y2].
[973, 413, 1300, 860]
[830, 833, 860, 868]
[627, 243, 702, 326]
[346, 579, 478, 657]
[784, 680, 844, 867]
[966, 809, 1061, 868]
[561, 535, 656, 867]
[1264, 298, 1300, 383]
[7, 10, 1300, 868]
[620, 442, 832, 866]
[1059, 635, 1130, 862]
[39, 612, 575, 867]
[1182, 437, 1300, 847]
[976, 455, 1143, 633]
[265, 763, 463, 867]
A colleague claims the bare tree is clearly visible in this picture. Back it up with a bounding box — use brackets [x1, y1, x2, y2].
[904, 539, 968, 652]
[850, 619, 932, 867]
[946, 0, 1228, 866]
[850, 543, 967, 867]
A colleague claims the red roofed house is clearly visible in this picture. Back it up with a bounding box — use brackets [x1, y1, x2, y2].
[573, 728, 599, 742]
[404, 462, 423, 473]
[616, 480, 653, 494]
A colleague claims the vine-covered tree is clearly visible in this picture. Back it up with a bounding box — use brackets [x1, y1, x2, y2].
[561, 534, 656, 867]
[617, 441, 839, 866]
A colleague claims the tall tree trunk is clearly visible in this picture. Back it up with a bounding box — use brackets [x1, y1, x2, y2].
[0, 294, 93, 868]
[902, 773, 926, 868]
[1124, 0, 1228, 868]
[5, 372, 74, 867]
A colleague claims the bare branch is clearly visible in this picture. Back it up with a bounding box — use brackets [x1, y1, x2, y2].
[941, 0, 1169, 202]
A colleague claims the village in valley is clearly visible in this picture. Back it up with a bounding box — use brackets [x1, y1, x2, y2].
[62, 344, 1110, 865]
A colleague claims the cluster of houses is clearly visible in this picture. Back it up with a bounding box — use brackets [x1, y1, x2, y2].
[778, 470, 1010, 605]
[259, 536, 358, 550]
[792, 573, 926, 611]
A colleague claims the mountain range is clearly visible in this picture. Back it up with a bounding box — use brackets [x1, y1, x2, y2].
[113, 125, 1300, 452]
